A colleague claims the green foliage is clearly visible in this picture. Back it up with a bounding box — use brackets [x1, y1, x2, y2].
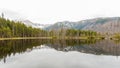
[0, 17, 101, 38]
[0, 17, 46, 38]
[57, 29, 100, 37]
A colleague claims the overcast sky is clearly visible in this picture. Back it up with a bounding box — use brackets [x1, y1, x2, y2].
[0, 0, 120, 24]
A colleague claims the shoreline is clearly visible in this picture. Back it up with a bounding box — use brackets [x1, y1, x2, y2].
[0, 36, 104, 40]
[0, 37, 53, 40]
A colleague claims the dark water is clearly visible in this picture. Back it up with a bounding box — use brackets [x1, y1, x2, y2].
[0, 39, 120, 68]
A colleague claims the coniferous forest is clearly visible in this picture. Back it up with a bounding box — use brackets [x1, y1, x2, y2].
[0, 17, 47, 38]
[0, 17, 102, 39]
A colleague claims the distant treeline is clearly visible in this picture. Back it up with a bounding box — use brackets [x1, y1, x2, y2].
[0, 17, 101, 38]
[48, 29, 101, 37]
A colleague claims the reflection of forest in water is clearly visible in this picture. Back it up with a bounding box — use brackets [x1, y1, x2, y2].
[47, 40, 120, 56]
[0, 39, 120, 63]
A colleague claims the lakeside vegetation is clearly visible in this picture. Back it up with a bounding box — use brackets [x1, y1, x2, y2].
[0, 17, 104, 40]
[2, 15, 120, 40]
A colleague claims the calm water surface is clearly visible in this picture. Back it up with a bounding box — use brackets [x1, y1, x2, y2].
[0, 39, 120, 68]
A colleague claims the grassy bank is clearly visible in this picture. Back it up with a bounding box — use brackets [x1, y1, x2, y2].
[0, 37, 53, 40]
[0, 36, 105, 40]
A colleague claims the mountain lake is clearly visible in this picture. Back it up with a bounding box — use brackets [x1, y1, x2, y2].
[0, 39, 120, 68]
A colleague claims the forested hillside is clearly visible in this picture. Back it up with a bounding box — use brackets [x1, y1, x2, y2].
[45, 17, 120, 34]
[0, 17, 47, 38]
[0, 17, 102, 39]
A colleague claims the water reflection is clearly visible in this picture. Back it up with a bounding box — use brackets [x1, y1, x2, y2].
[49, 40, 120, 56]
[0, 39, 120, 63]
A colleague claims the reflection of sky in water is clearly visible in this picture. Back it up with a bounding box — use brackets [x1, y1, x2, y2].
[0, 46, 120, 68]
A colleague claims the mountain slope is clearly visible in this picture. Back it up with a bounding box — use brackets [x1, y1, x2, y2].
[18, 20, 50, 29]
[76, 17, 120, 34]
[44, 21, 77, 30]
[44, 17, 120, 34]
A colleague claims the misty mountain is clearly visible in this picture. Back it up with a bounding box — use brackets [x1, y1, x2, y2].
[44, 17, 120, 34]
[0, 10, 50, 29]
[18, 20, 50, 29]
